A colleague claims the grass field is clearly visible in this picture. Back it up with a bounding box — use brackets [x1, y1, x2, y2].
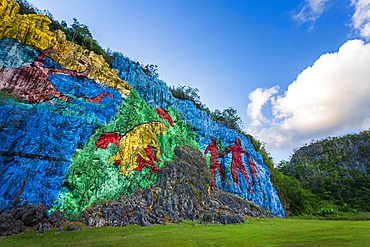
[1, 217, 369, 246]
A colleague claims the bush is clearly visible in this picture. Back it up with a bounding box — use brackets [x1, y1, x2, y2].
[316, 207, 337, 217]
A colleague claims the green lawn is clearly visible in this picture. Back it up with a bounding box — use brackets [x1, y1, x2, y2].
[1, 218, 369, 246]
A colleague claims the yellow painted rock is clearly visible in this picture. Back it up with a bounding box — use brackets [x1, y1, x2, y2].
[0, 0, 54, 50]
[0, 0, 19, 20]
[49, 30, 131, 95]
[0, 12, 55, 50]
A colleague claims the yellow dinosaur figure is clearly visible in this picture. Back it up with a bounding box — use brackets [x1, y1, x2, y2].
[108, 121, 168, 177]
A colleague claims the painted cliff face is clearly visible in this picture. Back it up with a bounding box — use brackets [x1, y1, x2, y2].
[0, 48, 115, 105]
[0, 38, 123, 211]
[154, 107, 174, 127]
[205, 137, 262, 194]
[96, 121, 169, 177]
[0, 0, 285, 218]
[112, 55, 286, 217]
[1, 2, 184, 214]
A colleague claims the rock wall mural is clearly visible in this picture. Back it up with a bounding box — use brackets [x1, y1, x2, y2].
[0, 0, 285, 218]
[112, 55, 286, 217]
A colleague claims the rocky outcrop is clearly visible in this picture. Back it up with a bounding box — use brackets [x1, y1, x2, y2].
[0, 204, 66, 237]
[82, 146, 276, 227]
[0, 210, 25, 237]
[0, 203, 48, 236]
[47, 209, 65, 228]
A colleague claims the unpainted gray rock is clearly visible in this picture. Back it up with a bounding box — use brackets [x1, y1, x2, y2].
[47, 210, 64, 228]
[0, 211, 25, 237]
[66, 225, 82, 231]
[13, 203, 47, 227]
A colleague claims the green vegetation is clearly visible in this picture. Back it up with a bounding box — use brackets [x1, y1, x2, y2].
[280, 130, 370, 213]
[50, 18, 105, 56]
[140, 64, 159, 78]
[2, 218, 370, 246]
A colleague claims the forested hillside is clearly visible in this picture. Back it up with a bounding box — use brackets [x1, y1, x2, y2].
[280, 130, 370, 212]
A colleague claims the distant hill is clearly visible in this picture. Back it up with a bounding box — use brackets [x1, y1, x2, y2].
[280, 130, 370, 211]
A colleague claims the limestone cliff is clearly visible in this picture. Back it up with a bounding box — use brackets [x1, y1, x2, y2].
[0, 0, 285, 226]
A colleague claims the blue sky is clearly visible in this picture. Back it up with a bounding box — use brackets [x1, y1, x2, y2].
[29, 0, 370, 163]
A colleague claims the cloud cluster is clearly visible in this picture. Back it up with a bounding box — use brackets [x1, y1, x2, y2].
[293, 0, 332, 24]
[246, 40, 370, 160]
[351, 0, 370, 40]
[294, 0, 370, 39]
[247, 86, 279, 128]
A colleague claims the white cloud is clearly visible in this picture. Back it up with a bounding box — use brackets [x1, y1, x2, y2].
[351, 0, 370, 39]
[293, 0, 332, 24]
[246, 40, 370, 161]
[247, 86, 279, 127]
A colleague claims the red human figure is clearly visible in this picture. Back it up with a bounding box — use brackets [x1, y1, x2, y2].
[133, 146, 162, 173]
[246, 154, 261, 187]
[204, 137, 229, 186]
[154, 107, 174, 127]
[220, 138, 256, 194]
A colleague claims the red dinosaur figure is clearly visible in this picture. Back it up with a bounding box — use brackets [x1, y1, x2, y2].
[0, 48, 113, 105]
[95, 132, 122, 168]
[220, 138, 256, 194]
[154, 107, 174, 127]
[133, 146, 162, 173]
[95, 132, 121, 149]
[204, 137, 229, 186]
[75, 93, 114, 103]
[95, 132, 162, 173]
